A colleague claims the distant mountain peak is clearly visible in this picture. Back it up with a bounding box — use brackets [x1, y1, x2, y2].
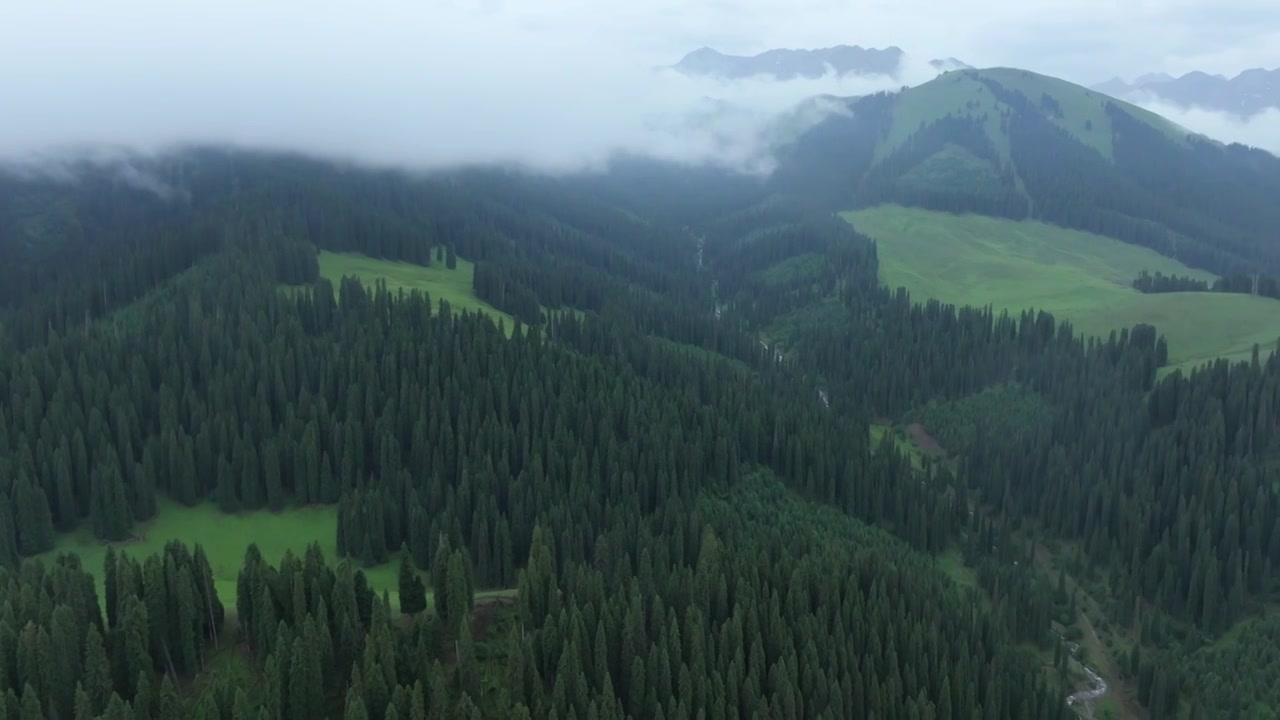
[686, 46, 721, 58]
[1094, 68, 1280, 116]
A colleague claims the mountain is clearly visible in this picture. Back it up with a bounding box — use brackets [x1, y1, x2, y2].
[5, 77, 1280, 718]
[1093, 67, 1280, 116]
[672, 44, 968, 81]
[770, 66, 1280, 275]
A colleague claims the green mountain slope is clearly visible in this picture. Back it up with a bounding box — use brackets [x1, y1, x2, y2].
[870, 67, 1189, 164]
[875, 67, 1189, 163]
[974, 68, 1190, 154]
[773, 67, 1280, 277]
[846, 205, 1280, 372]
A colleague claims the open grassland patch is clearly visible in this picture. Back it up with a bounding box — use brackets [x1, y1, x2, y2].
[37, 500, 393, 603]
[844, 205, 1280, 371]
[314, 251, 519, 331]
[869, 422, 940, 471]
[757, 252, 827, 286]
[36, 499, 516, 610]
[650, 336, 751, 373]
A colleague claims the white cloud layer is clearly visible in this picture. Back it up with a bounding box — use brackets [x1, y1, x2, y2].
[0, 2, 941, 173]
[1, 0, 1277, 171]
[1131, 98, 1280, 155]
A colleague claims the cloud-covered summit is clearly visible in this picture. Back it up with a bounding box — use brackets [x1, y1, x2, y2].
[2, 0, 1277, 171]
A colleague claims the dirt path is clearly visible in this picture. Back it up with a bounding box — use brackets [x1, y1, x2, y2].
[468, 595, 516, 638]
[440, 595, 519, 665]
[906, 422, 945, 456]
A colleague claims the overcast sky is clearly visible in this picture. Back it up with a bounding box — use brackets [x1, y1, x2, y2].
[2, 0, 1278, 168]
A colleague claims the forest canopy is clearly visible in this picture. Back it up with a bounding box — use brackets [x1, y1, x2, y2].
[1, 145, 1278, 719]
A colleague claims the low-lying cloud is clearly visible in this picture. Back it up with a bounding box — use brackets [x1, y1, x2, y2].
[9, 2, 1272, 174]
[1131, 97, 1280, 156]
[0, 2, 940, 175]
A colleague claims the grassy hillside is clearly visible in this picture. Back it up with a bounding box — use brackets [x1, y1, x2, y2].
[845, 205, 1280, 371]
[774, 64, 1280, 280]
[976, 68, 1190, 155]
[316, 251, 516, 324]
[876, 70, 1015, 162]
[876, 67, 1189, 166]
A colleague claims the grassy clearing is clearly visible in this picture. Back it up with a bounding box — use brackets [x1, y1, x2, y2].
[936, 549, 980, 593]
[106, 264, 206, 330]
[757, 253, 827, 286]
[35, 499, 516, 611]
[844, 205, 1280, 371]
[650, 336, 751, 373]
[38, 500, 390, 603]
[762, 297, 849, 351]
[869, 422, 938, 470]
[910, 383, 1049, 459]
[310, 251, 519, 332]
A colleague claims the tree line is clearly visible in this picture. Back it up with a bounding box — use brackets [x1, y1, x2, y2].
[1132, 269, 1280, 299]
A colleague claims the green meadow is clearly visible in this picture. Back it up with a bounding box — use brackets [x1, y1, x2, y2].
[844, 205, 1280, 373]
[313, 250, 520, 331]
[35, 500, 515, 613]
[35, 500, 391, 604]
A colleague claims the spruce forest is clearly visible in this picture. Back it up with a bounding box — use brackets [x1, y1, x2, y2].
[1, 134, 1279, 720]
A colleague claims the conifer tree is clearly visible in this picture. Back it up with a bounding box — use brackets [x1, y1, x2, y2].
[446, 549, 474, 627]
[398, 545, 428, 615]
[83, 626, 112, 715]
[431, 535, 452, 623]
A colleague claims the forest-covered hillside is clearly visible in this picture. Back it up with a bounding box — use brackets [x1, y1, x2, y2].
[1, 144, 1278, 720]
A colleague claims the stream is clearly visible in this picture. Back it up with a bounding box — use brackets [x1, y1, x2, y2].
[1065, 663, 1108, 716]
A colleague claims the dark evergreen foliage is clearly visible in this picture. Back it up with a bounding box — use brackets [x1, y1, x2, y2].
[2, 143, 1278, 717]
[1132, 270, 1212, 293]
